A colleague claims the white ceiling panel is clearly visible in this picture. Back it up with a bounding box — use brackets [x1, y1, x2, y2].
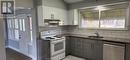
[64, 0, 84, 3]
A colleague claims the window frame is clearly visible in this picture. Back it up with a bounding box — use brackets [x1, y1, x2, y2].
[78, 2, 130, 30]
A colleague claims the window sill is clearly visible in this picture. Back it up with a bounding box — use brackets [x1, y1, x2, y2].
[79, 27, 129, 31]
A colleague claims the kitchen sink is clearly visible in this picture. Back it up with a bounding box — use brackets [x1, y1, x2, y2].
[88, 36, 104, 38]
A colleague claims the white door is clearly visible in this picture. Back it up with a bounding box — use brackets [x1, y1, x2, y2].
[7, 14, 33, 57]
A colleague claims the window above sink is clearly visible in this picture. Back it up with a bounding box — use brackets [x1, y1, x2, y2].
[78, 2, 129, 30]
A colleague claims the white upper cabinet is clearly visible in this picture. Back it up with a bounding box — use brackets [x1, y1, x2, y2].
[43, 6, 68, 25]
[37, 0, 68, 26]
[67, 9, 79, 25]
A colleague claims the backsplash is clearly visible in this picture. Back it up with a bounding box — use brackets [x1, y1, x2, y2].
[66, 26, 130, 39]
[39, 26, 68, 35]
[38, 26, 130, 39]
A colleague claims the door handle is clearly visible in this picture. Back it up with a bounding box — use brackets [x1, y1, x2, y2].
[19, 35, 21, 39]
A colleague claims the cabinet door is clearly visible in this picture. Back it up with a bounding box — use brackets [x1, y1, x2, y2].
[43, 6, 68, 25]
[69, 37, 95, 60]
[65, 36, 71, 56]
[67, 9, 79, 25]
[69, 36, 103, 60]
[81, 38, 96, 60]
[125, 44, 130, 60]
[93, 41, 103, 60]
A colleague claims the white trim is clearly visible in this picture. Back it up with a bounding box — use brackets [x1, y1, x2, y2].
[79, 2, 128, 9]
[78, 28, 128, 31]
[7, 46, 37, 60]
[7, 46, 20, 53]
[5, 46, 9, 48]
[32, 57, 37, 60]
[7, 46, 33, 59]
[78, 2, 129, 30]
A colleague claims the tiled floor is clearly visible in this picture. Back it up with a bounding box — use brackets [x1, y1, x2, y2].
[6, 48, 85, 60]
[63, 55, 85, 60]
[6, 48, 32, 60]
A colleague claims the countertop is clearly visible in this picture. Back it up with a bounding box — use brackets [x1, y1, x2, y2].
[62, 34, 130, 44]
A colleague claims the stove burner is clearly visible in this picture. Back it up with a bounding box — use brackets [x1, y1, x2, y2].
[45, 37, 55, 39]
[53, 35, 62, 38]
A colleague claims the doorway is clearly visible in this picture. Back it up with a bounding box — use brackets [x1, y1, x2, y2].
[6, 9, 33, 58]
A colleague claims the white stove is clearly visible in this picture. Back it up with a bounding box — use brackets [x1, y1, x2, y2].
[41, 35, 65, 41]
[40, 30, 66, 60]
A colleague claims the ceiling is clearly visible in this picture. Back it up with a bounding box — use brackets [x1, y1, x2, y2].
[64, 0, 126, 4]
[64, 0, 84, 3]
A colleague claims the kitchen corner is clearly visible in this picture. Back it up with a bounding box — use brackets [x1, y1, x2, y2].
[38, 24, 130, 60]
[4, 0, 130, 60]
[37, 0, 130, 60]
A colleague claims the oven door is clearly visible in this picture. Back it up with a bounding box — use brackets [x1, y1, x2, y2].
[51, 38, 65, 56]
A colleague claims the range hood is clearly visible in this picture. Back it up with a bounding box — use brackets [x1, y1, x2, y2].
[44, 19, 61, 27]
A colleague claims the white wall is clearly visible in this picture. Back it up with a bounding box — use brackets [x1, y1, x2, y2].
[43, 0, 67, 9]
[15, 0, 33, 9]
[0, 1, 9, 60]
[0, 19, 6, 60]
[37, 5, 44, 26]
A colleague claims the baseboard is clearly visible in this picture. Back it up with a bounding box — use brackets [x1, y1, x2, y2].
[7, 46, 20, 53]
[8, 46, 31, 57]
[7, 46, 37, 60]
[32, 57, 37, 60]
[5, 46, 9, 48]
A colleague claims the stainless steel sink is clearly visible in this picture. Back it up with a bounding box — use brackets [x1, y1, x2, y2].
[88, 36, 104, 38]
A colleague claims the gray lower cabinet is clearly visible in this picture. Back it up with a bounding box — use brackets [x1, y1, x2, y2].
[66, 36, 103, 60]
[65, 36, 71, 56]
[125, 44, 130, 60]
[37, 40, 51, 60]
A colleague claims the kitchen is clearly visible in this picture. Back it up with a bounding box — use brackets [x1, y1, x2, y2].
[3, 0, 130, 60]
[36, 0, 130, 60]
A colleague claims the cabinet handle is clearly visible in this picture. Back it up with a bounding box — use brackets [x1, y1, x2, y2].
[91, 44, 93, 48]
[19, 35, 21, 39]
[91, 44, 94, 48]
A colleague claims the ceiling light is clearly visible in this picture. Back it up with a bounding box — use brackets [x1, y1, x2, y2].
[94, 6, 109, 11]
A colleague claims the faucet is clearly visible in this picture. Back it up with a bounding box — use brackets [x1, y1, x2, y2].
[94, 31, 100, 37]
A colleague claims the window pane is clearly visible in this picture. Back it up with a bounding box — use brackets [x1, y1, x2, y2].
[7, 19, 12, 28]
[101, 9, 126, 19]
[29, 17, 32, 30]
[14, 30, 19, 40]
[19, 19, 23, 31]
[81, 19, 99, 28]
[30, 31, 33, 43]
[11, 19, 15, 28]
[15, 19, 19, 29]
[100, 18, 125, 28]
[79, 2, 128, 29]
[8, 29, 11, 39]
[100, 8, 126, 28]
[22, 19, 25, 31]
[80, 9, 99, 28]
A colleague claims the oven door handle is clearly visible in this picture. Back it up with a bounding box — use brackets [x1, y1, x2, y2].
[51, 40, 65, 44]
